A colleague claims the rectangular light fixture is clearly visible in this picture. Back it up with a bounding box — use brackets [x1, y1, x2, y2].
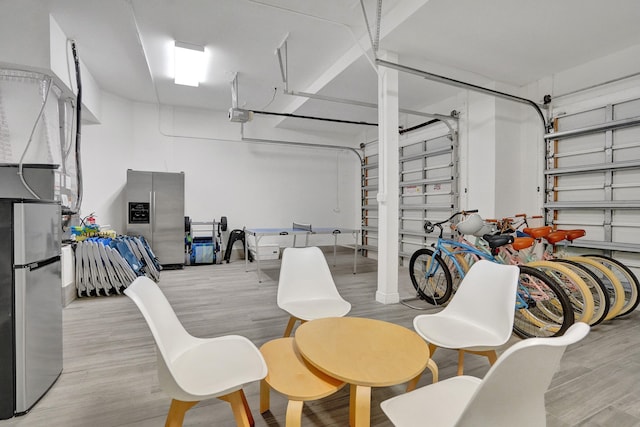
[174, 41, 205, 87]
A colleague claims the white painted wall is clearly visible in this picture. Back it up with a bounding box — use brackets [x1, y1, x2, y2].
[80, 93, 361, 248]
[464, 91, 498, 217]
[0, 4, 101, 122]
[0, 2, 50, 73]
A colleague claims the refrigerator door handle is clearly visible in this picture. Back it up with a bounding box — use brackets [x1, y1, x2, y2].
[151, 191, 156, 232]
[16, 256, 61, 272]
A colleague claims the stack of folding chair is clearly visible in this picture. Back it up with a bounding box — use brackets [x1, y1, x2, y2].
[74, 236, 162, 297]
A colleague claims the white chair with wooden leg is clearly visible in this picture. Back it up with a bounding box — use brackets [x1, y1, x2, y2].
[413, 260, 519, 375]
[381, 322, 590, 427]
[124, 277, 267, 427]
[277, 246, 351, 337]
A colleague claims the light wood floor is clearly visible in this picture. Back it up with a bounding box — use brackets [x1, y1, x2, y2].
[2, 248, 639, 426]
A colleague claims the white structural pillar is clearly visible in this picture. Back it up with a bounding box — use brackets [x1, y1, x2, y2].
[376, 50, 400, 304]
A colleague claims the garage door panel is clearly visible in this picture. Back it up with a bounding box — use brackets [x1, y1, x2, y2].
[612, 227, 640, 245]
[426, 192, 454, 205]
[547, 98, 640, 255]
[362, 123, 458, 261]
[613, 209, 640, 227]
[613, 98, 640, 119]
[612, 127, 640, 145]
[557, 108, 606, 130]
[555, 188, 604, 202]
[612, 169, 640, 199]
[555, 172, 604, 186]
[555, 133, 604, 152]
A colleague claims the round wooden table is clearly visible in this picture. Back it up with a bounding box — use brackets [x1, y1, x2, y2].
[294, 317, 431, 427]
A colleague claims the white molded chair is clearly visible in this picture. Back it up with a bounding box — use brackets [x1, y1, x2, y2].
[277, 246, 351, 337]
[381, 322, 590, 427]
[413, 260, 519, 375]
[124, 277, 268, 427]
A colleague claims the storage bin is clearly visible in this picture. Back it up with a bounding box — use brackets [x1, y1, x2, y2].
[249, 244, 280, 260]
[191, 242, 215, 264]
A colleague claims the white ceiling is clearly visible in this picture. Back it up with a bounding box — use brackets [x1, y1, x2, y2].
[40, 0, 640, 136]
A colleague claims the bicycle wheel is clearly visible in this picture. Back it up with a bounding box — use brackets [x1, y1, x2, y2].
[565, 256, 625, 320]
[409, 248, 453, 305]
[553, 259, 609, 326]
[513, 265, 573, 338]
[526, 260, 595, 324]
[584, 254, 640, 316]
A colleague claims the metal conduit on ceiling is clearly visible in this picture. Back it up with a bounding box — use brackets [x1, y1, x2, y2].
[375, 59, 551, 132]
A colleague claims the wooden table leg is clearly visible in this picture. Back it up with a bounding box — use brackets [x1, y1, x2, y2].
[427, 358, 439, 383]
[349, 384, 371, 427]
[285, 400, 304, 427]
[406, 357, 439, 392]
[406, 373, 421, 392]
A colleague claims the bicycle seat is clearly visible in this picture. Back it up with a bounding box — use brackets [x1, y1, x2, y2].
[522, 226, 552, 239]
[483, 234, 514, 255]
[544, 230, 568, 245]
[512, 237, 535, 251]
[564, 229, 586, 242]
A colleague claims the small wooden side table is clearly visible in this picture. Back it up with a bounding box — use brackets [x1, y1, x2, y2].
[259, 337, 345, 427]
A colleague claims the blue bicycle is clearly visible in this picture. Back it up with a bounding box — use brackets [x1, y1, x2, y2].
[408, 210, 573, 338]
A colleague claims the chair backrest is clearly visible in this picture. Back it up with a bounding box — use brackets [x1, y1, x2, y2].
[456, 322, 590, 427]
[124, 277, 194, 364]
[444, 260, 519, 340]
[277, 247, 343, 305]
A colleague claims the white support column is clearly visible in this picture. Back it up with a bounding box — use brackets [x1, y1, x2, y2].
[376, 51, 400, 304]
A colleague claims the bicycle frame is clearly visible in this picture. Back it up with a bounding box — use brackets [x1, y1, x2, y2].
[425, 237, 530, 309]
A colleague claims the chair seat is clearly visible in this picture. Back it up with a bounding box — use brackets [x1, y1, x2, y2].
[279, 299, 351, 321]
[414, 314, 506, 350]
[381, 376, 481, 427]
[170, 335, 268, 399]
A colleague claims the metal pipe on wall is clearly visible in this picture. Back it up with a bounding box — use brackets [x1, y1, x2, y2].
[240, 123, 363, 163]
[285, 90, 454, 121]
[251, 109, 377, 127]
[283, 90, 457, 134]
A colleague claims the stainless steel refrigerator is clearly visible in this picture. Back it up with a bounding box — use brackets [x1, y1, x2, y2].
[126, 170, 185, 267]
[0, 199, 63, 419]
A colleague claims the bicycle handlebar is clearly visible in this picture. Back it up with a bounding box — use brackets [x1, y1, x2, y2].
[423, 209, 479, 237]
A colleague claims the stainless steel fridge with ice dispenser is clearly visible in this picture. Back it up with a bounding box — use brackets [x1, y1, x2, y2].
[126, 169, 185, 267]
[0, 199, 63, 419]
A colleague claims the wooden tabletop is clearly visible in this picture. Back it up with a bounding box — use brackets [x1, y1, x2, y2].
[294, 317, 430, 387]
[259, 337, 345, 401]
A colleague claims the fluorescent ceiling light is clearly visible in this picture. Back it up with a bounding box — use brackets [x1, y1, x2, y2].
[174, 41, 205, 87]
